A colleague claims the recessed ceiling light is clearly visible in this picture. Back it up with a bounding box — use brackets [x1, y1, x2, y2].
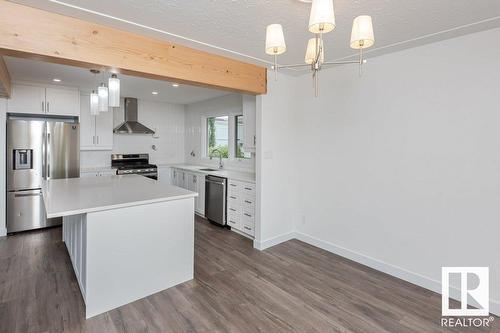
[52, 78, 61, 82]
[152, 91, 159, 95]
[172, 83, 179, 87]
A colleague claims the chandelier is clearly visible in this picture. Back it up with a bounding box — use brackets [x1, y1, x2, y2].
[265, 0, 375, 96]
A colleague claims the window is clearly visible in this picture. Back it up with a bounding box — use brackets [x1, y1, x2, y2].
[235, 115, 251, 159]
[207, 116, 229, 158]
[205, 115, 252, 160]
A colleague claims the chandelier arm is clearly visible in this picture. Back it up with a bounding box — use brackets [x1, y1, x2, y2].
[322, 60, 360, 66]
[276, 63, 312, 69]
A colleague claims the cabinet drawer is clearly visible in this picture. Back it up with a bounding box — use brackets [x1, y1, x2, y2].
[242, 224, 254, 236]
[242, 196, 255, 211]
[227, 212, 240, 228]
[241, 183, 255, 197]
[228, 193, 240, 207]
[228, 180, 240, 190]
[227, 205, 240, 215]
[242, 209, 255, 223]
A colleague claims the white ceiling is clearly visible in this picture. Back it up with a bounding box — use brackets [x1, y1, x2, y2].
[4, 56, 230, 104]
[9, 0, 500, 75]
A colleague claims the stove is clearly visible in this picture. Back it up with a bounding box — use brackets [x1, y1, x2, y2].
[111, 154, 158, 180]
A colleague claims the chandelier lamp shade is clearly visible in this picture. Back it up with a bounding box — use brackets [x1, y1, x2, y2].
[305, 37, 324, 65]
[265, 24, 287, 79]
[308, 0, 336, 34]
[265, 0, 375, 96]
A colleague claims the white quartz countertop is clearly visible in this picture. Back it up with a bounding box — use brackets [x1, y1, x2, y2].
[164, 164, 256, 183]
[80, 166, 114, 173]
[43, 175, 198, 218]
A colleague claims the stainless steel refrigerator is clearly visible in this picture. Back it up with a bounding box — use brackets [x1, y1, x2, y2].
[6, 115, 80, 233]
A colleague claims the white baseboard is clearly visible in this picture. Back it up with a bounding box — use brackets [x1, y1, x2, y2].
[295, 231, 500, 317]
[253, 231, 296, 250]
[0, 227, 6, 237]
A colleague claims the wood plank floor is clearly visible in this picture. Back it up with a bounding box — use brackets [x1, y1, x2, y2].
[0, 216, 498, 332]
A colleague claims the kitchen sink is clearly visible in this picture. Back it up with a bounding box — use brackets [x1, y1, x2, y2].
[199, 168, 218, 172]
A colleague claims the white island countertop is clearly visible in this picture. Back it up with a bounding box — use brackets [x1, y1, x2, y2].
[43, 175, 198, 218]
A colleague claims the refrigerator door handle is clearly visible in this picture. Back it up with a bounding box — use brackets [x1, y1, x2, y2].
[47, 132, 51, 179]
[42, 125, 46, 179]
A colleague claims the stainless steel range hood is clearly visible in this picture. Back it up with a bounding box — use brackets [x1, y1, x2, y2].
[113, 97, 155, 134]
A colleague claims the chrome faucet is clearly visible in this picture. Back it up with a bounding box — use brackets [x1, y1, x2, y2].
[210, 149, 224, 169]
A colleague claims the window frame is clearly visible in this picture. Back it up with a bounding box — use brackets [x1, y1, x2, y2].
[201, 113, 250, 161]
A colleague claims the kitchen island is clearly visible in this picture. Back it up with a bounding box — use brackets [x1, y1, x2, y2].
[42, 175, 198, 318]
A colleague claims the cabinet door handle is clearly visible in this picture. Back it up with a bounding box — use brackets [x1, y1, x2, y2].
[96, 136, 99, 145]
[254, 135, 256, 146]
[41, 101, 45, 112]
[244, 213, 252, 217]
[230, 196, 237, 199]
[230, 184, 237, 187]
[92, 136, 95, 145]
[244, 226, 252, 231]
[244, 187, 252, 191]
[244, 200, 252, 204]
[229, 208, 236, 212]
[46, 102, 49, 113]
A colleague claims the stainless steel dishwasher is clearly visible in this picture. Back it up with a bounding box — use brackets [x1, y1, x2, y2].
[205, 175, 227, 226]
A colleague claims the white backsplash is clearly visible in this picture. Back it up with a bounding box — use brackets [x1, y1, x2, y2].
[81, 99, 186, 168]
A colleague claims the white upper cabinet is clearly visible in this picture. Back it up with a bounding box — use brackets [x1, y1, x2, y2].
[45, 87, 80, 116]
[80, 93, 113, 150]
[94, 109, 113, 149]
[7, 84, 45, 114]
[242, 94, 256, 152]
[79, 93, 96, 148]
[7, 84, 79, 117]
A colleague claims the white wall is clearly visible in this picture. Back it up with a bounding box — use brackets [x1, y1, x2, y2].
[185, 94, 255, 172]
[290, 27, 500, 314]
[254, 72, 298, 249]
[0, 98, 6, 236]
[81, 99, 186, 168]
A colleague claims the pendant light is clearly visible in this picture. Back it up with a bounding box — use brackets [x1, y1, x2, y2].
[98, 83, 109, 112]
[90, 90, 99, 115]
[108, 74, 120, 107]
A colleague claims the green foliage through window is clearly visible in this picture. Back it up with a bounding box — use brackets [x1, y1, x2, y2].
[207, 116, 229, 158]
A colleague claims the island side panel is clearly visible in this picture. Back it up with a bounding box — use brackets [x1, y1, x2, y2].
[84, 197, 195, 319]
[62, 214, 87, 303]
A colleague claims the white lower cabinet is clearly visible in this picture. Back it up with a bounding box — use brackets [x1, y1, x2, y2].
[227, 179, 255, 237]
[172, 168, 205, 216]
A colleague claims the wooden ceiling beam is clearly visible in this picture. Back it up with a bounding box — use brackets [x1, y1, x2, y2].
[0, 56, 11, 98]
[0, 1, 267, 95]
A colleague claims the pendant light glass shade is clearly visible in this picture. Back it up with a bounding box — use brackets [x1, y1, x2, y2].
[350, 15, 374, 49]
[304, 38, 324, 64]
[108, 74, 120, 107]
[98, 83, 109, 112]
[309, 0, 336, 34]
[90, 91, 99, 116]
[265, 24, 287, 55]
